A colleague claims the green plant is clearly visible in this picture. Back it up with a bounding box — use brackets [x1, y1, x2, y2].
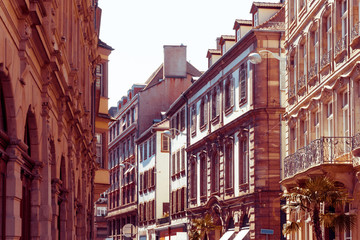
[282, 176, 356, 240]
[189, 214, 221, 240]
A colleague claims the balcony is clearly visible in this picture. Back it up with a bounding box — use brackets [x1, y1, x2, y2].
[320, 50, 331, 70]
[307, 63, 318, 86]
[351, 22, 360, 47]
[156, 216, 170, 225]
[283, 137, 353, 179]
[334, 37, 347, 60]
[297, 75, 306, 95]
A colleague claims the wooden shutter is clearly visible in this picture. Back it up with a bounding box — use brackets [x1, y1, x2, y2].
[153, 135, 156, 154]
[204, 96, 208, 125]
[230, 76, 234, 106]
[240, 64, 247, 103]
[172, 154, 175, 176]
[177, 151, 180, 174]
[171, 191, 174, 214]
[181, 108, 185, 130]
[181, 148, 185, 171]
[216, 86, 220, 116]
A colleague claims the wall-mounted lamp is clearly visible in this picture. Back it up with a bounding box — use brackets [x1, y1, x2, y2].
[163, 128, 186, 137]
[120, 162, 136, 175]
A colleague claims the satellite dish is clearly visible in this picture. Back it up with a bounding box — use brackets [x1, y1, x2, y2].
[248, 53, 262, 64]
[123, 223, 136, 238]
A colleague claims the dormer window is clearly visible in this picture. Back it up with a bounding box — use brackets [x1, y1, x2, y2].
[237, 29, 241, 41]
[254, 12, 259, 27]
[222, 44, 226, 54]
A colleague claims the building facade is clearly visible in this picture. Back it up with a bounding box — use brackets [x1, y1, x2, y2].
[137, 120, 171, 240]
[281, 0, 360, 239]
[106, 45, 201, 239]
[182, 3, 285, 240]
[0, 0, 106, 239]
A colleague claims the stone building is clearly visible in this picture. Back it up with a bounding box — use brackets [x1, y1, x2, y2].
[0, 0, 107, 239]
[106, 45, 201, 239]
[167, 3, 285, 240]
[281, 0, 360, 239]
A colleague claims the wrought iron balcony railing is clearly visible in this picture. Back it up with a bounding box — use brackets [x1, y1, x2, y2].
[320, 50, 331, 69]
[297, 75, 306, 91]
[351, 22, 360, 41]
[335, 37, 347, 56]
[307, 64, 318, 81]
[284, 137, 352, 179]
[288, 85, 296, 99]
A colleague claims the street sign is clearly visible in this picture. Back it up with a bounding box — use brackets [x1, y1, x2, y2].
[260, 229, 274, 235]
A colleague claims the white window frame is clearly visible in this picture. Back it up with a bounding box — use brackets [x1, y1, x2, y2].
[341, 0, 348, 38]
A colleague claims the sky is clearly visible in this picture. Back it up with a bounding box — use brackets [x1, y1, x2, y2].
[98, 0, 280, 109]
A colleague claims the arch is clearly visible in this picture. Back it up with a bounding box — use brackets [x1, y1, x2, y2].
[24, 106, 39, 160]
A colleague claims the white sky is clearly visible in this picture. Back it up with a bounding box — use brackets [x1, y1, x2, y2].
[98, 0, 280, 109]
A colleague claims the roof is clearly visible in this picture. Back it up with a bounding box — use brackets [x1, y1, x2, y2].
[233, 19, 252, 30]
[206, 49, 221, 58]
[250, 2, 283, 13]
[254, 5, 285, 30]
[98, 39, 114, 50]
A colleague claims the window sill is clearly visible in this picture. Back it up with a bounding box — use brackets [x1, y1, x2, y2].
[211, 115, 220, 125]
[239, 99, 247, 107]
[200, 194, 207, 202]
[224, 106, 233, 116]
[200, 123, 207, 132]
[239, 183, 249, 192]
[191, 130, 196, 138]
[225, 186, 234, 194]
[351, 35, 360, 48]
[334, 49, 347, 63]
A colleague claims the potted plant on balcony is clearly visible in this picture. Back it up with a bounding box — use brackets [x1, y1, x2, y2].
[282, 176, 356, 240]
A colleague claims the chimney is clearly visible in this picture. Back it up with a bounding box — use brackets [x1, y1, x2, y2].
[163, 45, 187, 78]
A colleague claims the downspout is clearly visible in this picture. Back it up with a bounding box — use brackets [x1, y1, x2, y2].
[181, 92, 189, 232]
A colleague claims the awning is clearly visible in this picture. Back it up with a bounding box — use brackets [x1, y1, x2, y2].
[219, 230, 235, 240]
[233, 228, 250, 240]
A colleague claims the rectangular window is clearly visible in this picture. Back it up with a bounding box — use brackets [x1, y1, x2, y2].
[224, 74, 234, 110]
[327, 102, 333, 136]
[225, 141, 234, 189]
[190, 159, 197, 199]
[161, 134, 169, 152]
[181, 148, 185, 171]
[200, 153, 207, 197]
[176, 151, 180, 174]
[139, 144, 143, 162]
[342, 92, 349, 137]
[180, 108, 185, 131]
[172, 154, 176, 176]
[191, 104, 197, 133]
[239, 63, 247, 103]
[144, 141, 148, 160]
[152, 135, 156, 155]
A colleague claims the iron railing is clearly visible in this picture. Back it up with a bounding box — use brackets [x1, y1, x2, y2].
[335, 37, 347, 56]
[284, 137, 352, 178]
[307, 64, 318, 81]
[157, 217, 170, 225]
[320, 50, 331, 69]
[351, 22, 360, 41]
[297, 75, 306, 92]
[288, 85, 296, 99]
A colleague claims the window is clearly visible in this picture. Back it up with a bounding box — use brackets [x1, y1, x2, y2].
[300, 119, 308, 147]
[239, 135, 249, 185]
[144, 141, 148, 160]
[236, 29, 241, 41]
[341, 0, 348, 38]
[254, 12, 259, 26]
[181, 148, 185, 171]
[224, 74, 234, 110]
[327, 102, 333, 136]
[152, 135, 156, 155]
[342, 91, 349, 137]
[313, 111, 320, 139]
[200, 153, 207, 197]
[239, 63, 247, 103]
[225, 139, 234, 189]
[200, 96, 208, 128]
[190, 157, 197, 199]
[191, 104, 197, 134]
[95, 64, 104, 96]
[172, 154, 176, 176]
[139, 144, 143, 162]
[222, 44, 226, 54]
[176, 151, 180, 174]
[96, 133, 103, 167]
[290, 126, 297, 153]
[344, 203, 352, 240]
[180, 108, 185, 131]
[161, 134, 169, 152]
[211, 151, 219, 193]
[212, 86, 220, 119]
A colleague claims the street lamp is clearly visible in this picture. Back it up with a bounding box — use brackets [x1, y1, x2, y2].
[163, 128, 186, 137]
[248, 49, 286, 90]
[119, 162, 136, 175]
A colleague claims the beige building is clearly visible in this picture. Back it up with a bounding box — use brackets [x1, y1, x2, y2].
[282, 0, 360, 239]
[0, 0, 107, 239]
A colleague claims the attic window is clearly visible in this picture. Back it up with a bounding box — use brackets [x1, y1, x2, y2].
[222, 44, 226, 54]
[254, 12, 259, 27]
[237, 29, 241, 41]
